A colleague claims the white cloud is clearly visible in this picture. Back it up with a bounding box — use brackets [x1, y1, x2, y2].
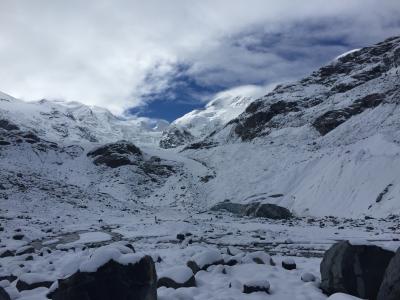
[0, 0, 399, 114]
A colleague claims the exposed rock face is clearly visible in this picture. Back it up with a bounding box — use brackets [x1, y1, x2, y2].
[87, 140, 142, 168]
[211, 201, 292, 220]
[48, 256, 157, 300]
[234, 101, 299, 140]
[377, 247, 400, 300]
[159, 126, 194, 149]
[320, 241, 394, 299]
[312, 93, 385, 135]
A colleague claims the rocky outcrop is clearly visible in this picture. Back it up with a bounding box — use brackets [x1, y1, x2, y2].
[234, 100, 299, 140]
[320, 241, 394, 299]
[159, 126, 194, 149]
[48, 256, 157, 300]
[211, 201, 293, 220]
[377, 247, 400, 300]
[87, 140, 142, 168]
[312, 93, 385, 135]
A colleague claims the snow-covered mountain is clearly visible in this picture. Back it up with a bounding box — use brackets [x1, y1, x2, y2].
[181, 35, 400, 217]
[1, 35, 400, 220]
[0, 93, 168, 147]
[160, 93, 255, 148]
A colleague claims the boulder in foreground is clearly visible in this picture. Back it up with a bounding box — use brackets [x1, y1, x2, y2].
[377, 247, 400, 300]
[48, 255, 157, 300]
[320, 241, 394, 299]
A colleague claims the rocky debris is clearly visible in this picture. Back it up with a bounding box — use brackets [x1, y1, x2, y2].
[48, 256, 157, 300]
[16, 277, 53, 291]
[0, 287, 10, 300]
[242, 280, 270, 294]
[12, 234, 24, 240]
[282, 258, 296, 270]
[234, 100, 299, 140]
[377, 247, 400, 300]
[0, 275, 17, 283]
[159, 126, 194, 149]
[0, 249, 14, 258]
[187, 250, 224, 274]
[312, 93, 384, 135]
[320, 241, 394, 299]
[157, 266, 196, 289]
[301, 272, 316, 282]
[211, 200, 293, 220]
[87, 140, 142, 168]
[0, 119, 19, 131]
[15, 246, 35, 256]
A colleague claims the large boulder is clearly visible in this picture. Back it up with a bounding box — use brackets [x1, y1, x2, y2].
[0, 287, 10, 300]
[377, 247, 400, 300]
[211, 201, 292, 220]
[48, 256, 157, 300]
[87, 140, 142, 168]
[187, 249, 224, 274]
[157, 266, 196, 289]
[246, 203, 292, 219]
[320, 241, 394, 299]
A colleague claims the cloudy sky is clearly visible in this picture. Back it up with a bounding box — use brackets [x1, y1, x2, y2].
[1, 0, 400, 120]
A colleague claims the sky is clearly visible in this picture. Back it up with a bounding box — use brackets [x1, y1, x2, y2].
[0, 1, 400, 121]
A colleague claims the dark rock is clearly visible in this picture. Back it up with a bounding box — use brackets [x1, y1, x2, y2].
[0, 120, 19, 131]
[320, 241, 394, 299]
[313, 93, 384, 135]
[157, 276, 196, 289]
[377, 247, 400, 300]
[234, 100, 299, 140]
[243, 280, 270, 294]
[0, 250, 14, 258]
[87, 140, 142, 168]
[248, 203, 293, 219]
[48, 256, 157, 300]
[176, 234, 185, 241]
[210, 201, 245, 215]
[211, 201, 292, 220]
[282, 258, 296, 270]
[0, 287, 10, 300]
[16, 279, 53, 291]
[12, 234, 24, 240]
[0, 275, 17, 283]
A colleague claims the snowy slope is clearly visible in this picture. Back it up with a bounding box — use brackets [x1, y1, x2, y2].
[159, 92, 256, 148]
[181, 35, 400, 217]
